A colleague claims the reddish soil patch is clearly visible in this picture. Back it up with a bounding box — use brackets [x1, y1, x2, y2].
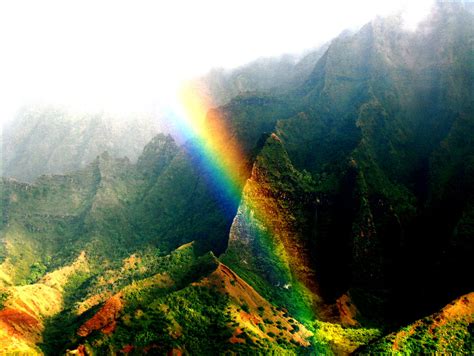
[0, 307, 41, 340]
[77, 293, 123, 337]
[230, 327, 246, 344]
[239, 310, 260, 325]
[76, 345, 87, 356]
[431, 292, 474, 330]
[121, 345, 134, 353]
[229, 335, 246, 344]
[336, 294, 359, 326]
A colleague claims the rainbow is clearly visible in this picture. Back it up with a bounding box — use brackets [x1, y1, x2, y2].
[161, 82, 248, 208]
[169, 81, 318, 322]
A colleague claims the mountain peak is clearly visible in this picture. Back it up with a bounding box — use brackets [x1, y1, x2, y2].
[136, 134, 178, 179]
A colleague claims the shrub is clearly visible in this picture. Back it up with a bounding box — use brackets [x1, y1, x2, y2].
[0, 290, 10, 310]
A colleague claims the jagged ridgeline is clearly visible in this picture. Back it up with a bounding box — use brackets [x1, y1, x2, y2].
[1, 107, 161, 183]
[0, 2, 473, 354]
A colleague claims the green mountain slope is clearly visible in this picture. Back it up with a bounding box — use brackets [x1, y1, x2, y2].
[10, 243, 312, 355]
[0, 133, 237, 288]
[222, 133, 319, 322]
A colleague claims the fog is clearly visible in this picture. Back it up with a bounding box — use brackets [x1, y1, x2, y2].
[0, 0, 434, 125]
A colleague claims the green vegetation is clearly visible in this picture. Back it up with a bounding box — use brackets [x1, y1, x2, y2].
[23, 261, 48, 284]
[40, 243, 310, 355]
[313, 320, 381, 353]
[102, 286, 233, 354]
[362, 319, 474, 354]
[0, 289, 10, 310]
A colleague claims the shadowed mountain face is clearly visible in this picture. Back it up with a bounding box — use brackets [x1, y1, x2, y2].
[222, 2, 474, 325]
[0, 3, 472, 354]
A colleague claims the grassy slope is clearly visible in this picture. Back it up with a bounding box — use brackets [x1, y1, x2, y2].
[37, 243, 313, 355]
[0, 252, 88, 353]
[360, 292, 474, 354]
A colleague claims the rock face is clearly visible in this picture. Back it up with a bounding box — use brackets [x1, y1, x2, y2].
[136, 134, 178, 179]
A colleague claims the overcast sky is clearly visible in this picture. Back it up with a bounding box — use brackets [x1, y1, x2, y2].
[0, 0, 435, 124]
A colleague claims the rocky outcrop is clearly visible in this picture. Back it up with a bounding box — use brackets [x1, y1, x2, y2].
[222, 134, 323, 321]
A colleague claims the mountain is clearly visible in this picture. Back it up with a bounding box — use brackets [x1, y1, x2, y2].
[0, 133, 237, 289]
[0, 241, 315, 354]
[218, 1, 474, 326]
[1, 106, 161, 182]
[0, 2, 473, 354]
[222, 133, 321, 321]
[59, 244, 314, 354]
